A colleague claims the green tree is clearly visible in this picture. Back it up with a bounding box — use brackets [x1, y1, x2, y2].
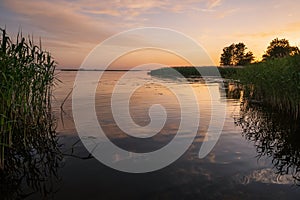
[220, 43, 254, 66]
[263, 38, 299, 61]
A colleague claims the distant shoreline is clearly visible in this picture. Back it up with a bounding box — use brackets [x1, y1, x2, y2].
[57, 66, 242, 72]
[57, 69, 145, 72]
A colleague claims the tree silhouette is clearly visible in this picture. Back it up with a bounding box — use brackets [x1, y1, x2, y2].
[220, 43, 254, 66]
[263, 38, 300, 61]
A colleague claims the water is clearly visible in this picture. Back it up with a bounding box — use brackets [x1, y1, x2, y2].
[11, 71, 300, 199]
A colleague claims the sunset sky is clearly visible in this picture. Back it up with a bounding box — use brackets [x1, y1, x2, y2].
[1, 0, 300, 68]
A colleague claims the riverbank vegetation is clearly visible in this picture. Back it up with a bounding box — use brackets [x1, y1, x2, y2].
[150, 38, 300, 118]
[149, 66, 241, 79]
[232, 38, 300, 118]
[0, 28, 61, 197]
[235, 55, 300, 118]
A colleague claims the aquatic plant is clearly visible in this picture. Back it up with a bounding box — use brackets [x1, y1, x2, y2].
[0, 28, 61, 198]
[235, 55, 300, 118]
[150, 66, 241, 79]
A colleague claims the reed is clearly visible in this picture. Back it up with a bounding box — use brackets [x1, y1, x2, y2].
[0, 28, 57, 170]
[150, 66, 241, 78]
[150, 59, 300, 118]
[235, 55, 300, 118]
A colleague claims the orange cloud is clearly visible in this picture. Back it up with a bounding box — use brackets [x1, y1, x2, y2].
[3, 0, 298, 68]
[235, 21, 300, 38]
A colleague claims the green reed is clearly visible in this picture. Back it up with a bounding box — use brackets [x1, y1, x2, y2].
[234, 55, 300, 118]
[0, 28, 57, 170]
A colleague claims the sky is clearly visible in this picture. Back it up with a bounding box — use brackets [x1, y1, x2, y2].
[1, 0, 300, 68]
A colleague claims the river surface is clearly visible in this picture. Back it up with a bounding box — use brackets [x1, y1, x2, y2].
[30, 70, 300, 199]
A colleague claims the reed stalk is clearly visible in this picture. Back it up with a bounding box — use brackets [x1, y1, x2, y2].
[0, 28, 57, 170]
[235, 55, 300, 119]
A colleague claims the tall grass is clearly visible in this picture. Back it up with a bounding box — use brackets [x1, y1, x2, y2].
[0, 29, 62, 198]
[0, 28, 57, 170]
[235, 55, 300, 118]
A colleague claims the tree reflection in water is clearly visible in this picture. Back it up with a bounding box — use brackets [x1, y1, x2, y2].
[234, 100, 300, 185]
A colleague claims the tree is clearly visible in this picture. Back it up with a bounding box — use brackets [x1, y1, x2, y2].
[220, 45, 233, 66]
[220, 43, 254, 66]
[263, 38, 300, 61]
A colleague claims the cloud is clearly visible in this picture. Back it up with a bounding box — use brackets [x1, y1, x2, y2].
[235, 21, 300, 38]
[207, 0, 222, 9]
[77, 0, 169, 18]
[0, 0, 231, 67]
[2, 0, 227, 36]
[59, 0, 224, 17]
[2, 0, 112, 43]
[81, 9, 121, 17]
[236, 31, 280, 38]
[285, 21, 300, 32]
[1, 0, 120, 67]
[217, 8, 239, 19]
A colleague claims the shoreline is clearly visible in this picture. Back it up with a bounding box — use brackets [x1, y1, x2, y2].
[57, 68, 145, 72]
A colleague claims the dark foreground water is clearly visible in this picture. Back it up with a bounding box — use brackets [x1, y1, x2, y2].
[4, 71, 300, 199]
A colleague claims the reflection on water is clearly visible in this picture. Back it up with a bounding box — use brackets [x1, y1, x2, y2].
[6, 70, 299, 199]
[0, 117, 62, 199]
[223, 81, 243, 100]
[235, 100, 300, 185]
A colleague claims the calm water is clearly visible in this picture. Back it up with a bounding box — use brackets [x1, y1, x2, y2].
[21, 71, 300, 199]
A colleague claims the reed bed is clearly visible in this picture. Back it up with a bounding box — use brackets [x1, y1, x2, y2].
[235, 55, 300, 118]
[150, 59, 300, 118]
[0, 28, 57, 171]
[150, 66, 241, 78]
